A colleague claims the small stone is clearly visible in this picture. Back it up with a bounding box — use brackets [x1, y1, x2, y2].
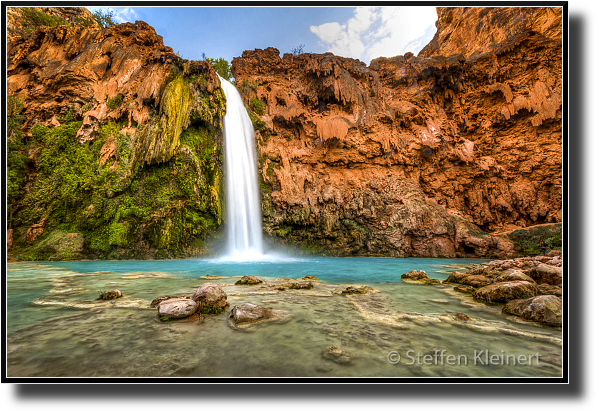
[297, 275, 319, 281]
[322, 346, 351, 365]
[235, 275, 263, 285]
[455, 313, 470, 321]
[96, 290, 122, 300]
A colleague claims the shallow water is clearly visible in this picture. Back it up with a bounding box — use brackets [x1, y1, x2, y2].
[6, 258, 562, 378]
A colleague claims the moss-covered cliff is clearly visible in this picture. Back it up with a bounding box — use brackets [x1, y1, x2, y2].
[6, 7, 226, 260]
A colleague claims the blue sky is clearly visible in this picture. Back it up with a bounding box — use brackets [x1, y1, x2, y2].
[88, 6, 438, 65]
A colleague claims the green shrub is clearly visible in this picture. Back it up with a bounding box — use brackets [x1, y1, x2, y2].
[250, 97, 265, 115]
[106, 94, 124, 110]
[92, 9, 117, 28]
[22, 8, 69, 31]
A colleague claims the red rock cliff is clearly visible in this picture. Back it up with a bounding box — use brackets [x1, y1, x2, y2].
[232, 6, 562, 258]
[6, 8, 226, 260]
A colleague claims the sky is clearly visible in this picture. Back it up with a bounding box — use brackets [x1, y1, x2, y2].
[87, 6, 438, 65]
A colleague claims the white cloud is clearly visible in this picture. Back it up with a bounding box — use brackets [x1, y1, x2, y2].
[310, 6, 437, 64]
[93, 7, 138, 24]
[111, 7, 139, 23]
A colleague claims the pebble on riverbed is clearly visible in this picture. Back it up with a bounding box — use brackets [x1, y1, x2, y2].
[322, 346, 351, 365]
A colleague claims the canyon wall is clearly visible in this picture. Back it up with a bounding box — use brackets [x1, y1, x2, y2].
[232, 6, 562, 257]
[7, 7, 226, 260]
[6, 6, 563, 260]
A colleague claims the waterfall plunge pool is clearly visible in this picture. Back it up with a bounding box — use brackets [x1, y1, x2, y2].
[6, 257, 562, 378]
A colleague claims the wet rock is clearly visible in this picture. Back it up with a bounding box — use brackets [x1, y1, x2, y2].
[235, 275, 263, 285]
[96, 290, 122, 300]
[528, 264, 562, 285]
[192, 282, 227, 307]
[503, 295, 562, 326]
[289, 282, 313, 290]
[401, 270, 440, 284]
[455, 313, 470, 321]
[473, 281, 538, 303]
[459, 274, 491, 287]
[340, 286, 370, 294]
[322, 346, 351, 365]
[537, 283, 562, 297]
[495, 269, 535, 283]
[401, 270, 427, 281]
[150, 295, 188, 308]
[445, 272, 468, 283]
[229, 303, 273, 324]
[297, 275, 319, 281]
[333, 285, 379, 295]
[157, 298, 199, 319]
[454, 285, 475, 295]
[228, 302, 292, 327]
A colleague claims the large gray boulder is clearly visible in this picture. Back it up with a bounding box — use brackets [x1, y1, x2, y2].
[157, 298, 199, 319]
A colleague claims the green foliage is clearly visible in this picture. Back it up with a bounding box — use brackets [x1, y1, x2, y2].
[22, 8, 69, 31]
[92, 9, 118, 28]
[507, 224, 562, 256]
[203, 55, 232, 81]
[236, 79, 258, 96]
[106, 94, 124, 110]
[7, 96, 28, 218]
[250, 97, 265, 115]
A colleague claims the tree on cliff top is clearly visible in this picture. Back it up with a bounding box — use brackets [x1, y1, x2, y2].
[202, 53, 232, 81]
[92, 9, 117, 28]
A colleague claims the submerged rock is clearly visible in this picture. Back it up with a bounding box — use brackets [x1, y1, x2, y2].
[322, 346, 351, 365]
[228, 302, 292, 328]
[96, 290, 122, 300]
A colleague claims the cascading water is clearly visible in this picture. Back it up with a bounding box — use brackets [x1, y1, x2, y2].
[218, 75, 264, 259]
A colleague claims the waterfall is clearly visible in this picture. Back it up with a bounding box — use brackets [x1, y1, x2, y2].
[218, 75, 264, 258]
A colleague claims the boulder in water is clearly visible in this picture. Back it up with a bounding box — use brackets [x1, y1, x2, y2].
[228, 302, 292, 328]
[235, 275, 263, 285]
[192, 282, 227, 307]
[502, 295, 562, 326]
[96, 290, 122, 300]
[473, 281, 537, 303]
[157, 298, 199, 320]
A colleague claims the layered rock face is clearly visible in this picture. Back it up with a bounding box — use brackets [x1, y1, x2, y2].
[7, 8, 225, 260]
[232, 6, 562, 257]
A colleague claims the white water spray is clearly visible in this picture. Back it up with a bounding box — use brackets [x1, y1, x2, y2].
[218, 75, 263, 259]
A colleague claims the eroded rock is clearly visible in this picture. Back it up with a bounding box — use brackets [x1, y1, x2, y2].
[503, 295, 562, 326]
[473, 281, 538, 303]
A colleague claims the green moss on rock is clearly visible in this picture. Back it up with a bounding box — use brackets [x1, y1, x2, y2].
[8, 65, 226, 260]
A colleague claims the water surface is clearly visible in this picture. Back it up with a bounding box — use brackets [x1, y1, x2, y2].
[6, 257, 562, 378]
